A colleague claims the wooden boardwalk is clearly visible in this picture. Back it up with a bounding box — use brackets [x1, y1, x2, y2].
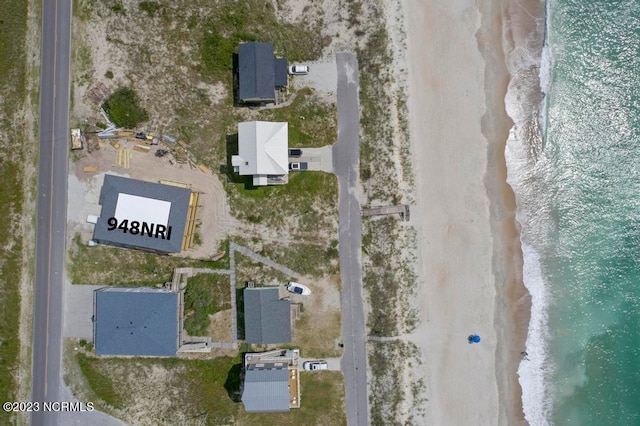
[229, 242, 299, 278]
[361, 204, 410, 221]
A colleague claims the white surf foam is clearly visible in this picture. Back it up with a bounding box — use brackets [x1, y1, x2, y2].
[506, 102, 555, 426]
[539, 45, 553, 96]
[503, 1, 556, 422]
[539, 44, 553, 136]
[517, 242, 554, 426]
[505, 116, 554, 425]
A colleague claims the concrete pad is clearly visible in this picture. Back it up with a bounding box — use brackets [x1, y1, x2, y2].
[299, 357, 342, 372]
[290, 146, 334, 173]
[63, 280, 103, 340]
[291, 60, 337, 96]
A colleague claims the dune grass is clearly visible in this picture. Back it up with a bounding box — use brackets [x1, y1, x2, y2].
[0, 1, 30, 423]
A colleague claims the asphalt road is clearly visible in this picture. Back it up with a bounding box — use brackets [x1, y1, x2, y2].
[31, 0, 72, 424]
[333, 53, 369, 426]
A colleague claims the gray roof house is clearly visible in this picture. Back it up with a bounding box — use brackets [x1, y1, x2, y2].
[243, 287, 291, 344]
[94, 287, 180, 356]
[93, 174, 191, 253]
[238, 42, 288, 104]
[241, 365, 290, 413]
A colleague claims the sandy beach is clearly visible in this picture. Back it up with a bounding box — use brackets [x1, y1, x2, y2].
[402, 0, 533, 424]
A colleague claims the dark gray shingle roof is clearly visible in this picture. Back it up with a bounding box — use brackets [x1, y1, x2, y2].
[93, 174, 190, 253]
[94, 287, 179, 356]
[241, 368, 290, 412]
[274, 58, 288, 88]
[238, 42, 276, 102]
[244, 287, 291, 344]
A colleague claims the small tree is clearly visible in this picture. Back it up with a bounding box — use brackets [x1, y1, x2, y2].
[102, 87, 148, 128]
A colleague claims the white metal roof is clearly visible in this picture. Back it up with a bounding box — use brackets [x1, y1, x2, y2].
[233, 121, 288, 176]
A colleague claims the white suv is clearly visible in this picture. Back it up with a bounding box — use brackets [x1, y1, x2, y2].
[288, 65, 310, 75]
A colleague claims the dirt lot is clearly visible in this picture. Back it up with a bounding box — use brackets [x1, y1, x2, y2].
[288, 275, 342, 358]
[69, 139, 236, 259]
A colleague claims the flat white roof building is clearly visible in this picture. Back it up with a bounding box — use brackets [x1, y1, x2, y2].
[114, 193, 171, 226]
[231, 121, 288, 186]
[93, 175, 191, 253]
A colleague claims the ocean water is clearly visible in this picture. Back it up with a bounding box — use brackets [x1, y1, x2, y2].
[509, 0, 640, 425]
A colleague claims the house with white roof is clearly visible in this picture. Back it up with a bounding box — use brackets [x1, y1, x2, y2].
[231, 121, 289, 186]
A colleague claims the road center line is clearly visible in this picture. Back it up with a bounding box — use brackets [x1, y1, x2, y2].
[42, 0, 60, 399]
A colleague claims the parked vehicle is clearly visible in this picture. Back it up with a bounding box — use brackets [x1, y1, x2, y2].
[286, 281, 312, 296]
[289, 162, 308, 171]
[135, 132, 147, 140]
[288, 148, 302, 157]
[303, 361, 328, 371]
[288, 65, 310, 75]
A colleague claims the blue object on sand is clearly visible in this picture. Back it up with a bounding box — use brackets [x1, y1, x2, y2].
[468, 334, 481, 344]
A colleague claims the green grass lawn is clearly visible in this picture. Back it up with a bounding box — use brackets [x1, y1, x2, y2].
[260, 241, 338, 278]
[258, 88, 337, 148]
[225, 172, 339, 279]
[72, 351, 346, 425]
[226, 171, 338, 227]
[197, 0, 323, 80]
[0, 1, 30, 423]
[233, 251, 290, 286]
[184, 272, 232, 336]
[68, 234, 230, 285]
[236, 371, 346, 426]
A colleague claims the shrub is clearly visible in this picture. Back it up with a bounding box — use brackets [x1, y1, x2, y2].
[104, 70, 114, 79]
[102, 87, 148, 128]
[110, 2, 125, 15]
[200, 33, 237, 75]
[139, 1, 161, 17]
[182, 272, 231, 337]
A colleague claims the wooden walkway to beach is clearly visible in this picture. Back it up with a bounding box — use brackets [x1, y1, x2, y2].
[362, 204, 410, 221]
[229, 242, 299, 278]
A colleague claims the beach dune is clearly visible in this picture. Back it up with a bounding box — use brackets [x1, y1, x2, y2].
[402, 0, 532, 424]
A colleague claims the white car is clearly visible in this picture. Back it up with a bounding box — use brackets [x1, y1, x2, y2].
[288, 65, 310, 75]
[289, 162, 308, 171]
[285, 281, 312, 296]
[303, 361, 328, 371]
